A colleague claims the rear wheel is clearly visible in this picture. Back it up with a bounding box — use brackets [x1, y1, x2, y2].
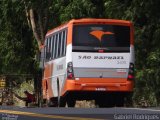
[125, 93, 133, 107]
[66, 97, 76, 107]
[58, 97, 66, 107]
[115, 97, 124, 107]
[115, 93, 125, 107]
[95, 93, 126, 108]
[95, 96, 115, 108]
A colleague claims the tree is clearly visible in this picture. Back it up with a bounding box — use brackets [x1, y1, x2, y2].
[130, 0, 160, 106]
[22, 0, 53, 50]
[0, 0, 37, 74]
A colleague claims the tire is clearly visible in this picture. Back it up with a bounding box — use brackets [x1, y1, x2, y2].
[59, 97, 66, 107]
[115, 94, 124, 107]
[46, 99, 54, 107]
[125, 93, 133, 107]
[96, 95, 115, 108]
[66, 97, 76, 107]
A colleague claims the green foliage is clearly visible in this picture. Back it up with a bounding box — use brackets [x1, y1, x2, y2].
[104, 0, 132, 20]
[59, 0, 96, 22]
[50, 0, 105, 24]
[13, 80, 34, 106]
[0, 0, 37, 74]
[131, 0, 160, 106]
[134, 49, 160, 106]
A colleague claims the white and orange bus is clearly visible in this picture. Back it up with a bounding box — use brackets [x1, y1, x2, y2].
[40, 18, 135, 107]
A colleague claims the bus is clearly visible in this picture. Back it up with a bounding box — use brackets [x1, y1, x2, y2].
[40, 18, 135, 107]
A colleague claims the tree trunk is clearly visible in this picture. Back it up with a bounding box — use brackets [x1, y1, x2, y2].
[29, 9, 42, 50]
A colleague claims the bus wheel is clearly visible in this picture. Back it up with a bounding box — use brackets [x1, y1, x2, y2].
[47, 99, 56, 107]
[125, 93, 133, 107]
[96, 96, 115, 108]
[67, 98, 76, 107]
[95, 99, 102, 107]
[115, 94, 124, 107]
[59, 97, 66, 107]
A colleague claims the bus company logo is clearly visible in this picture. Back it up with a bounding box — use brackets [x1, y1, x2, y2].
[90, 30, 114, 42]
[94, 56, 124, 60]
[78, 55, 124, 60]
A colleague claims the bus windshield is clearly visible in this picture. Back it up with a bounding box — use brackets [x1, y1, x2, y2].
[73, 24, 130, 52]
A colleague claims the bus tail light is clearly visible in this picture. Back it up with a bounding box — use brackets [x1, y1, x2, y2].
[127, 63, 134, 80]
[67, 62, 74, 79]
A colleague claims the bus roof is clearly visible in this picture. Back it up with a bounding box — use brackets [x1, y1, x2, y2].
[46, 18, 132, 37]
[69, 18, 132, 25]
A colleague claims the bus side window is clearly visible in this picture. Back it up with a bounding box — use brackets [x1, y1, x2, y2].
[44, 39, 47, 61]
[61, 30, 65, 56]
[45, 38, 49, 61]
[46, 37, 51, 60]
[55, 34, 58, 59]
[52, 35, 55, 59]
[58, 32, 62, 58]
[45, 29, 68, 60]
[63, 30, 67, 56]
[50, 36, 53, 59]
[53, 34, 57, 59]
[60, 31, 63, 57]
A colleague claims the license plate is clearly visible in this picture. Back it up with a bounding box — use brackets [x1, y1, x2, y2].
[95, 88, 106, 91]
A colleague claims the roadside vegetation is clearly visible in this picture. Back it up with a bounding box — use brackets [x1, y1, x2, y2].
[13, 80, 34, 107]
[0, 0, 160, 107]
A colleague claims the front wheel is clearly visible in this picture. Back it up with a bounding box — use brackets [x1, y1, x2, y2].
[46, 98, 58, 107]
